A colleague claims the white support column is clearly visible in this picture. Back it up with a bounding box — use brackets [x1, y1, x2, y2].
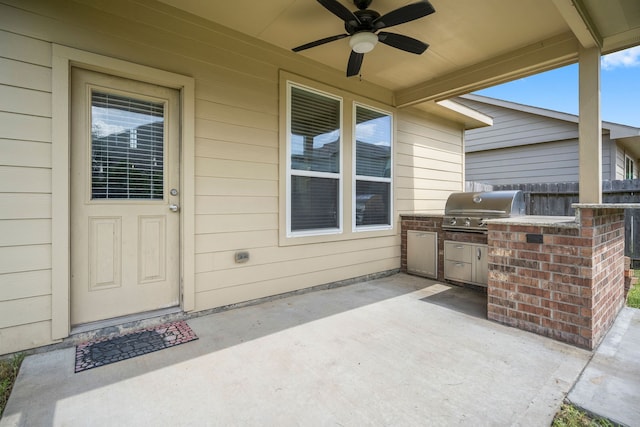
[578, 46, 602, 203]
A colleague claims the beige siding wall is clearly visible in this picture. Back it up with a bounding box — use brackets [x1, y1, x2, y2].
[0, 0, 463, 354]
[396, 110, 464, 213]
[0, 29, 54, 353]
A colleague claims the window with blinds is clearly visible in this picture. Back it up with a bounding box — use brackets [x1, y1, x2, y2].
[288, 84, 342, 233]
[91, 91, 165, 200]
[354, 104, 392, 228]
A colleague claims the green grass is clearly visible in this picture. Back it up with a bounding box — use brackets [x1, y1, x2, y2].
[628, 271, 640, 309]
[0, 353, 24, 418]
[552, 403, 614, 427]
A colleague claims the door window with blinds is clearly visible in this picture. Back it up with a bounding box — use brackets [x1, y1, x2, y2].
[91, 91, 166, 200]
[354, 104, 392, 229]
[287, 83, 342, 235]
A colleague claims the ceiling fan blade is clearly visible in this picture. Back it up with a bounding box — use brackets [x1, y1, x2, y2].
[317, 0, 360, 24]
[292, 34, 349, 52]
[373, 1, 435, 30]
[346, 51, 364, 77]
[377, 32, 428, 54]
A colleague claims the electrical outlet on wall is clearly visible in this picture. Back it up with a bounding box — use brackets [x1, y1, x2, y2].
[235, 251, 250, 263]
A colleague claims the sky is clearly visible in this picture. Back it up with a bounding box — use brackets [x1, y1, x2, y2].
[474, 46, 640, 128]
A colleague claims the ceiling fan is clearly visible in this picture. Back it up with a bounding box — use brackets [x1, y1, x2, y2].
[292, 0, 435, 77]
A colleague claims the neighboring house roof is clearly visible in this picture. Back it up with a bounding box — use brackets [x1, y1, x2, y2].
[450, 93, 640, 185]
[461, 93, 640, 139]
[454, 93, 640, 157]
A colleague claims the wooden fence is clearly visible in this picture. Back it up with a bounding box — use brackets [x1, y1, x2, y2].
[465, 180, 640, 262]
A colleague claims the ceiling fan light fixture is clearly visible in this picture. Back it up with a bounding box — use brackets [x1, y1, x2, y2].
[349, 31, 378, 53]
[291, 0, 435, 77]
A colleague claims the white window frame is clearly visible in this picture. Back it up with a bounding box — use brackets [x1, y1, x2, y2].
[353, 102, 393, 232]
[286, 81, 344, 238]
[625, 154, 635, 180]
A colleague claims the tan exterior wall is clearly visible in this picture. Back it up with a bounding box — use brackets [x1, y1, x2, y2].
[0, 29, 54, 352]
[0, 0, 464, 354]
[396, 110, 464, 213]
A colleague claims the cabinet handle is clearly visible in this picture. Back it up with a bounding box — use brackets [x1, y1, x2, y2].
[477, 248, 481, 260]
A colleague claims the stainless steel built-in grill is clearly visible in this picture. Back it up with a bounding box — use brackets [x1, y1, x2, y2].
[443, 190, 526, 232]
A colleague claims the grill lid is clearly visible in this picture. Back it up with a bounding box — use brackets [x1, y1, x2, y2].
[444, 190, 525, 218]
[443, 190, 525, 231]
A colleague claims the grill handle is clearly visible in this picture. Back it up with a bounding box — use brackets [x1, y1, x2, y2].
[446, 209, 507, 215]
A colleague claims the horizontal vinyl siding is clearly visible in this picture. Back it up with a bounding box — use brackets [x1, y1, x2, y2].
[466, 142, 579, 185]
[459, 98, 618, 185]
[456, 98, 578, 152]
[0, 270, 51, 301]
[396, 109, 463, 214]
[0, 321, 53, 355]
[0, 0, 462, 351]
[192, 72, 400, 308]
[0, 27, 53, 353]
[466, 138, 613, 185]
[616, 145, 625, 179]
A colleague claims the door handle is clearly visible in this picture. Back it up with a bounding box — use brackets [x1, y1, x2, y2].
[169, 204, 180, 212]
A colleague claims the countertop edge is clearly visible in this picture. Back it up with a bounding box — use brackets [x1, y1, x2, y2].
[573, 203, 640, 209]
[485, 216, 578, 227]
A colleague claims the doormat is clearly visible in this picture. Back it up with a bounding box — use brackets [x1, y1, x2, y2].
[74, 320, 198, 373]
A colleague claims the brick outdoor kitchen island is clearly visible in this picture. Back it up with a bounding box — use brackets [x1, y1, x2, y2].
[401, 204, 634, 350]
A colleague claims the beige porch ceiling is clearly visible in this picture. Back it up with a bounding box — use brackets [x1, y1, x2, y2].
[157, 0, 640, 107]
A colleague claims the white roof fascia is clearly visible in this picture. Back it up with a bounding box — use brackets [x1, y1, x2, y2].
[410, 99, 493, 130]
[436, 99, 494, 129]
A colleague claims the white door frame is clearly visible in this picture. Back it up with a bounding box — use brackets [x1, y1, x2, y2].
[51, 45, 195, 339]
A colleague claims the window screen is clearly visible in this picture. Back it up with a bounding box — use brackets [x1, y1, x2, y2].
[289, 85, 341, 233]
[355, 181, 390, 226]
[91, 91, 165, 199]
[291, 176, 339, 230]
[355, 105, 392, 227]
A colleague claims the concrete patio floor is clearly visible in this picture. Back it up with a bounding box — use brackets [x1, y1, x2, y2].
[568, 306, 640, 426]
[1, 274, 598, 426]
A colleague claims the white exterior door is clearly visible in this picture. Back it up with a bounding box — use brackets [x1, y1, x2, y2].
[70, 68, 180, 326]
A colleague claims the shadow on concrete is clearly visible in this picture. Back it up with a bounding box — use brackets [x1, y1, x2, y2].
[1, 273, 431, 427]
[420, 284, 487, 319]
[2, 274, 595, 427]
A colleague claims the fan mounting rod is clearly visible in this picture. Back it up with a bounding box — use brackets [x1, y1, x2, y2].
[353, 0, 373, 10]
